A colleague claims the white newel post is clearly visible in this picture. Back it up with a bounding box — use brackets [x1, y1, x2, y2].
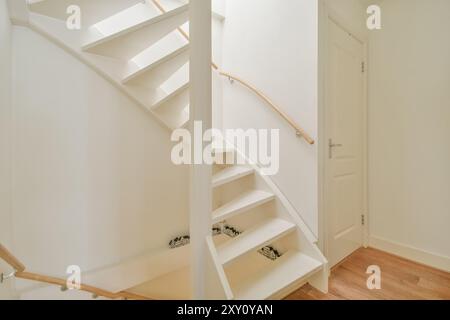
[189, 0, 212, 300]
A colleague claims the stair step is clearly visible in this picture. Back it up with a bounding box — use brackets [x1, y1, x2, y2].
[123, 43, 189, 85]
[82, 3, 189, 59]
[82, 2, 158, 50]
[155, 103, 190, 131]
[212, 190, 275, 223]
[227, 250, 322, 300]
[159, 62, 189, 95]
[212, 166, 254, 188]
[150, 82, 189, 110]
[217, 218, 296, 265]
[28, 0, 143, 27]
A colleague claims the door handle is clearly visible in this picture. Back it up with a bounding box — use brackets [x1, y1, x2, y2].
[329, 139, 343, 159]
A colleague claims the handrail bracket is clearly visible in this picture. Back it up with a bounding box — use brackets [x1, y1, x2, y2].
[0, 270, 16, 283]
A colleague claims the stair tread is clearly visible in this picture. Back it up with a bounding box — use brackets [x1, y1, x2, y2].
[212, 166, 254, 188]
[123, 43, 189, 84]
[217, 218, 296, 265]
[150, 82, 189, 110]
[156, 104, 190, 130]
[212, 190, 274, 221]
[83, 4, 188, 51]
[230, 250, 322, 300]
[212, 190, 275, 223]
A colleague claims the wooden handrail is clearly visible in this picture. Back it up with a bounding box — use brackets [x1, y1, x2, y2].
[219, 72, 315, 144]
[150, 0, 314, 145]
[15, 272, 147, 300]
[0, 243, 148, 300]
[0, 243, 25, 272]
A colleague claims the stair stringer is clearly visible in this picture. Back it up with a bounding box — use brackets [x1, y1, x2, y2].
[205, 236, 234, 300]
[218, 144, 329, 296]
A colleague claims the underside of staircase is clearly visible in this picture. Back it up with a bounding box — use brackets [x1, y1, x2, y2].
[9, 0, 328, 300]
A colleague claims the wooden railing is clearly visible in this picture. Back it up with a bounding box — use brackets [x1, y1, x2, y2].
[219, 71, 315, 144]
[0, 244, 25, 273]
[0, 243, 148, 300]
[151, 0, 315, 145]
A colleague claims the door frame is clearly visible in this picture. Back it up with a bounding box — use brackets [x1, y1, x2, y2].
[318, 1, 369, 267]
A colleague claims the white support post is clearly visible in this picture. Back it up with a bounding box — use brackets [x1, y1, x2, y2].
[189, 0, 212, 300]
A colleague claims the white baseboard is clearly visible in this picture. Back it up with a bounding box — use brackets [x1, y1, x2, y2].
[369, 236, 450, 272]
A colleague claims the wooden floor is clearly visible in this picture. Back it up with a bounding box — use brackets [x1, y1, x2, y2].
[286, 247, 450, 300]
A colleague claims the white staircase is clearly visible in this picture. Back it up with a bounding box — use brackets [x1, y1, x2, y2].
[208, 153, 328, 299]
[123, 155, 328, 300]
[13, 0, 328, 300]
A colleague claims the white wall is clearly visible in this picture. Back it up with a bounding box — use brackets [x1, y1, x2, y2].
[0, 0, 15, 299]
[221, 0, 320, 235]
[368, 0, 450, 270]
[10, 26, 189, 288]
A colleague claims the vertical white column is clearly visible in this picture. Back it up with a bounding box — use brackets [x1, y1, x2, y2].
[189, 0, 212, 300]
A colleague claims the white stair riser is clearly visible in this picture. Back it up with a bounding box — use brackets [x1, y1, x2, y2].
[123, 45, 189, 86]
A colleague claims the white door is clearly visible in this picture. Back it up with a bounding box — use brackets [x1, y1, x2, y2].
[326, 19, 365, 267]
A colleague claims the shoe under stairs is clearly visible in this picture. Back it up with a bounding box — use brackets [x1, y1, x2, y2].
[13, 0, 328, 300]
